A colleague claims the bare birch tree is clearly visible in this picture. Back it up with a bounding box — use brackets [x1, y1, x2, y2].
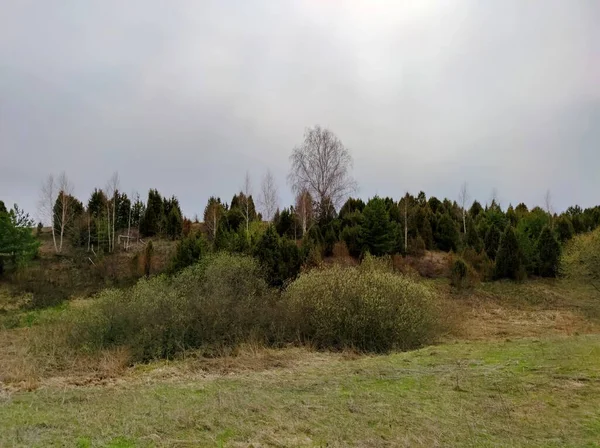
[295, 189, 313, 236]
[46, 172, 75, 253]
[258, 169, 278, 222]
[39, 174, 58, 253]
[458, 182, 470, 234]
[288, 125, 357, 210]
[105, 172, 120, 252]
[240, 171, 252, 232]
[544, 189, 554, 228]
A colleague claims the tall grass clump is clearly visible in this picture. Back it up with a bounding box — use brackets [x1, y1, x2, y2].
[285, 262, 441, 352]
[56, 253, 280, 361]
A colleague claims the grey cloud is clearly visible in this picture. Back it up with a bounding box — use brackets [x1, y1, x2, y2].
[1, 0, 598, 220]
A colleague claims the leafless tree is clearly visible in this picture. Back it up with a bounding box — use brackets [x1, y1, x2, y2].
[295, 189, 313, 236]
[458, 182, 470, 234]
[544, 189, 554, 228]
[38, 172, 75, 253]
[105, 172, 120, 252]
[404, 192, 409, 254]
[288, 125, 357, 210]
[126, 190, 138, 251]
[258, 169, 278, 222]
[204, 198, 224, 241]
[39, 174, 58, 253]
[240, 171, 252, 232]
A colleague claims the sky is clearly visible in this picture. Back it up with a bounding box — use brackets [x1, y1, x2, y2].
[1, 0, 599, 221]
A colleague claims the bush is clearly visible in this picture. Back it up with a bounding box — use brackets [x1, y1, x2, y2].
[284, 264, 441, 352]
[57, 253, 280, 361]
[450, 258, 468, 289]
[168, 233, 208, 274]
[461, 247, 493, 281]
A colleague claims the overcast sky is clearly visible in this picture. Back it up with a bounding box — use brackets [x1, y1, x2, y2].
[1, 0, 598, 220]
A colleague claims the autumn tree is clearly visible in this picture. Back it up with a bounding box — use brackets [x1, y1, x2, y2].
[288, 125, 357, 210]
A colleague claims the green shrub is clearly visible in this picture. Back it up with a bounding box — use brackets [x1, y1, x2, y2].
[284, 264, 441, 352]
[168, 233, 208, 274]
[59, 253, 280, 361]
[562, 228, 600, 286]
[450, 258, 468, 289]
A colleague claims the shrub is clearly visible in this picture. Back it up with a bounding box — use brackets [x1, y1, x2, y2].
[562, 228, 600, 286]
[168, 233, 208, 274]
[57, 253, 280, 361]
[461, 247, 493, 281]
[284, 264, 441, 352]
[143, 241, 153, 277]
[450, 258, 468, 289]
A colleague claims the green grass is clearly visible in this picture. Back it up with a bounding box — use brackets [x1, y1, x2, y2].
[1, 335, 599, 447]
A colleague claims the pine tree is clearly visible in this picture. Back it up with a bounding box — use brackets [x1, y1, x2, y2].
[484, 225, 502, 260]
[358, 197, 395, 256]
[537, 225, 561, 277]
[494, 226, 523, 280]
[434, 212, 460, 252]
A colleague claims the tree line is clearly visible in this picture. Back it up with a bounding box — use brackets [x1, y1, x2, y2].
[1, 125, 599, 284]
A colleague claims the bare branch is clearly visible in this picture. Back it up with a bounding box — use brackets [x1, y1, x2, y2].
[288, 125, 357, 210]
[258, 169, 279, 222]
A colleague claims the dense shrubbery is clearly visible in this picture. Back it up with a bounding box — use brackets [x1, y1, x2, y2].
[45, 253, 442, 361]
[285, 259, 441, 352]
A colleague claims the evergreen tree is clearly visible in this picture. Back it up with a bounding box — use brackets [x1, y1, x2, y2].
[338, 197, 365, 220]
[274, 207, 300, 239]
[428, 196, 443, 214]
[115, 192, 131, 230]
[0, 204, 39, 275]
[166, 204, 183, 239]
[537, 225, 561, 277]
[555, 215, 574, 242]
[506, 204, 518, 227]
[168, 233, 208, 273]
[465, 215, 483, 252]
[434, 212, 460, 252]
[469, 200, 484, 219]
[140, 189, 164, 237]
[494, 226, 523, 280]
[253, 225, 301, 287]
[358, 197, 395, 256]
[484, 225, 502, 260]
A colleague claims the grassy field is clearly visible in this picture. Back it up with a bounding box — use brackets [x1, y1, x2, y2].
[1, 279, 600, 447]
[1, 336, 599, 447]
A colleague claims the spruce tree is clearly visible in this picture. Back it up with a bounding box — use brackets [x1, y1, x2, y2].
[484, 225, 502, 260]
[537, 225, 561, 277]
[358, 197, 395, 256]
[494, 226, 523, 280]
